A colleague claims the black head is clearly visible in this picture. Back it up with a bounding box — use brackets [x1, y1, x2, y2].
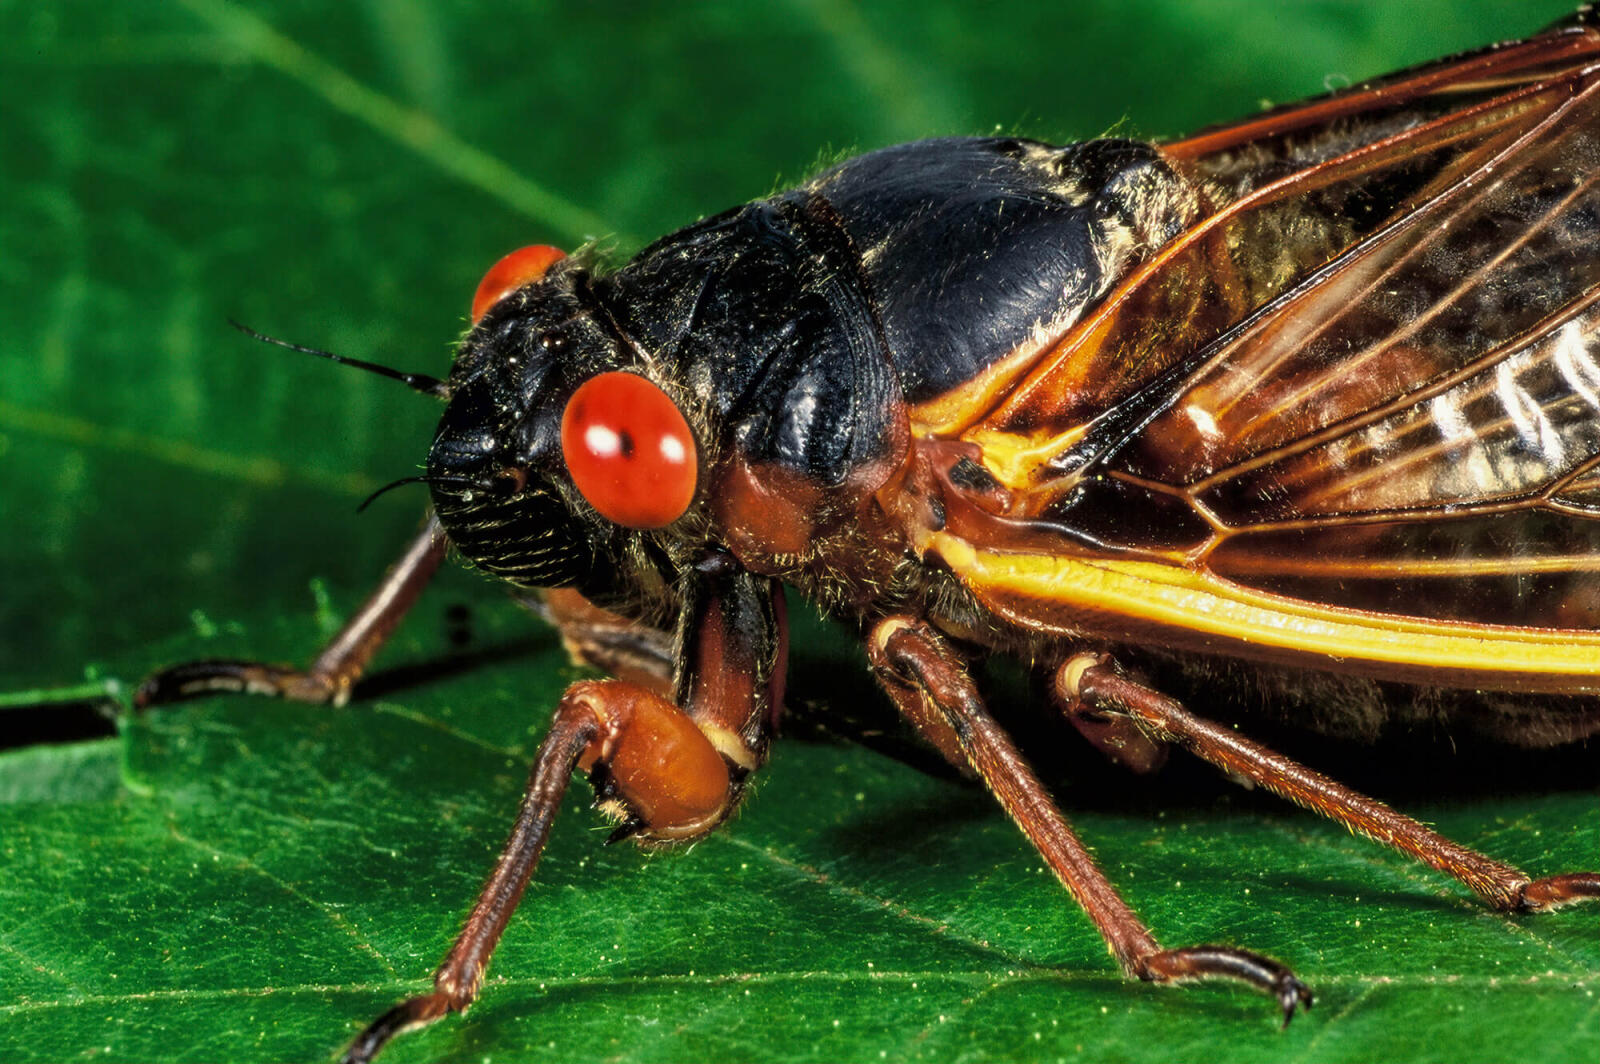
[426, 250, 701, 608]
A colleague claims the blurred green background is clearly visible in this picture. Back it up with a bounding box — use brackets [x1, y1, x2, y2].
[2, 2, 1595, 1062]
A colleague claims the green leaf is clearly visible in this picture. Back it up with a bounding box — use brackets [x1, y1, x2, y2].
[2, 2, 1594, 1062]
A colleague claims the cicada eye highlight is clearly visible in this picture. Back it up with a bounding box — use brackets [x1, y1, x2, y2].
[470, 244, 567, 324]
[560, 371, 697, 529]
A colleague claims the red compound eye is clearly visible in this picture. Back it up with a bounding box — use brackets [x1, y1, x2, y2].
[561, 372, 698, 529]
[470, 244, 566, 324]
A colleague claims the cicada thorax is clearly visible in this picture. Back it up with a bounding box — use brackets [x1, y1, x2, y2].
[551, 138, 1213, 612]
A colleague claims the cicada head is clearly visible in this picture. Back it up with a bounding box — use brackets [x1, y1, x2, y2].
[427, 247, 701, 612]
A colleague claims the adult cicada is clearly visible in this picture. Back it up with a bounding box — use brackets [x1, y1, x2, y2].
[138, 10, 1600, 1061]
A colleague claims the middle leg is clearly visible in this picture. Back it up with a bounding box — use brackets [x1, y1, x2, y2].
[865, 616, 1312, 1021]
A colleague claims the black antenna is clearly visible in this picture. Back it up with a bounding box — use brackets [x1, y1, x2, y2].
[356, 473, 508, 513]
[229, 320, 451, 399]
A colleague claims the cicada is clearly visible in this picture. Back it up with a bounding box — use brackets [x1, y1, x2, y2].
[139, 11, 1600, 1061]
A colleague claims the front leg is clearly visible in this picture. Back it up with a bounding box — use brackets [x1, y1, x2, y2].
[340, 679, 730, 1063]
[343, 557, 787, 1063]
[533, 587, 675, 698]
[866, 616, 1312, 1022]
[136, 514, 447, 708]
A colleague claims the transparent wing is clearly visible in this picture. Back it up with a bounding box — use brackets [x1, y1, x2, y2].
[941, 20, 1600, 632]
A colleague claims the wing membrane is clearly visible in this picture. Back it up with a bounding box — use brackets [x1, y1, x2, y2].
[1132, 60, 1600, 630]
[981, 40, 1600, 454]
[918, 17, 1600, 673]
[1131, 87, 1600, 509]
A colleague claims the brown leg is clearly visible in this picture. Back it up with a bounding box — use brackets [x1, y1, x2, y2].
[1053, 655, 1169, 774]
[342, 562, 785, 1061]
[135, 514, 446, 708]
[1057, 654, 1600, 912]
[867, 617, 1312, 1021]
[339, 677, 736, 1063]
[533, 587, 674, 697]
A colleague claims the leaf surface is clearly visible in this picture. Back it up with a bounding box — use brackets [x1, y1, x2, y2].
[2, 2, 1594, 1062]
